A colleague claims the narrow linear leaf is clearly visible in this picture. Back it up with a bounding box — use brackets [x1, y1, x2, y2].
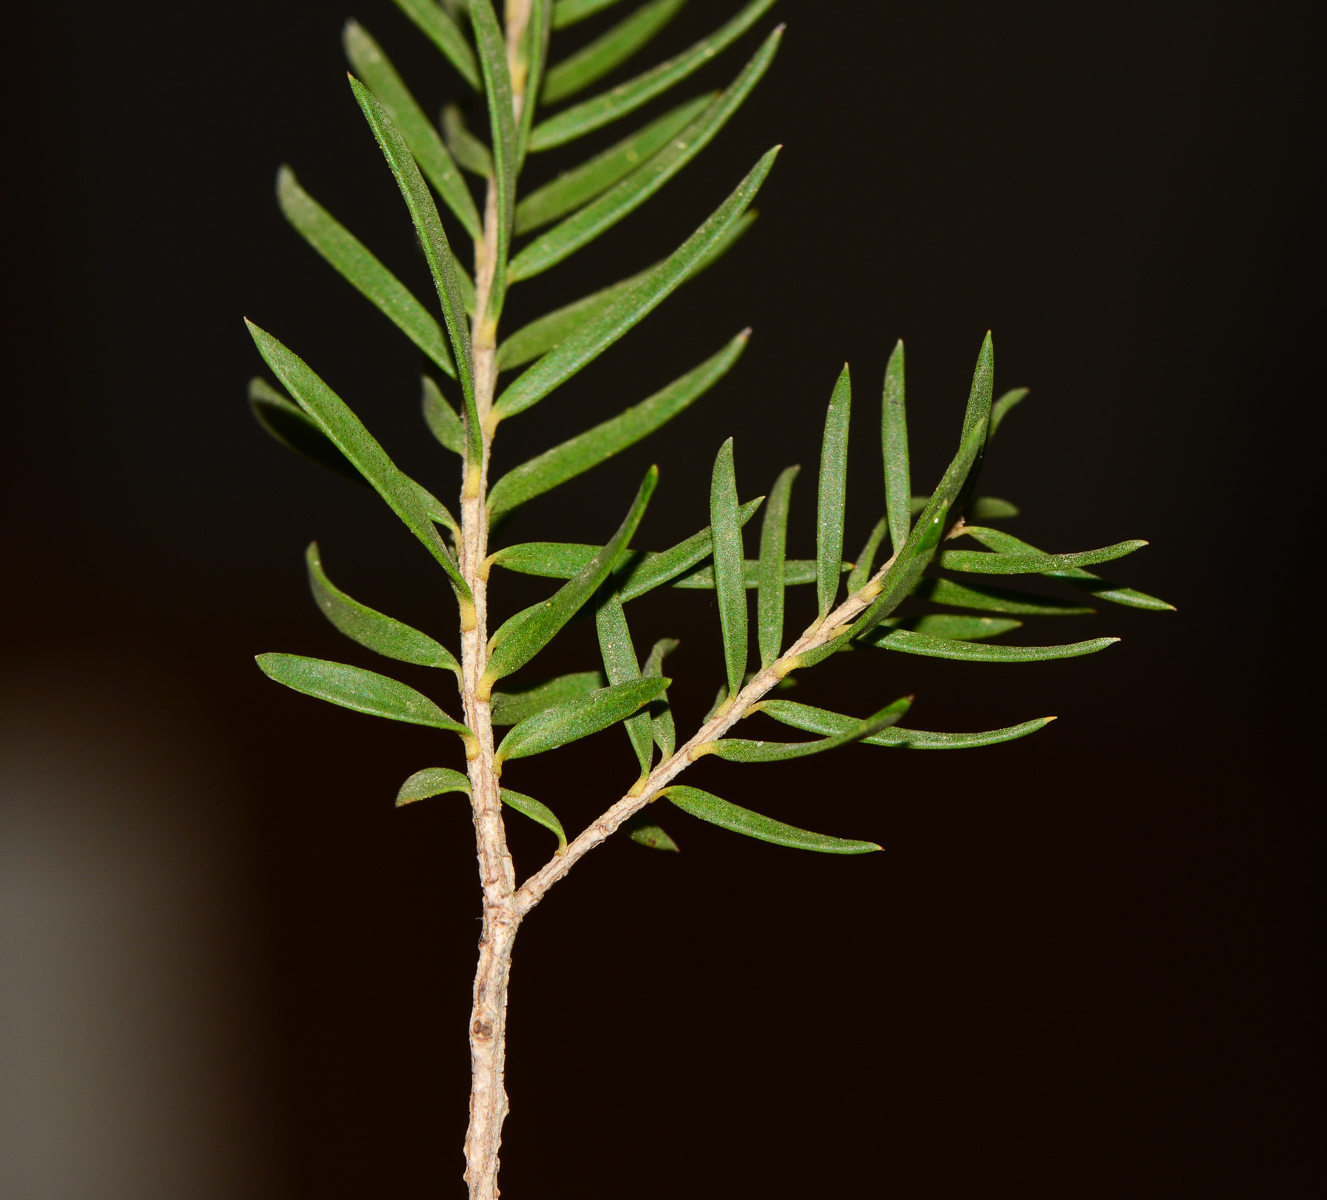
[514, 94, 710, 234]
[969, 496, 1019, 520]
[391, 0, 480, 89]
[486, 498, 762, 587]
[860, 627, 1118, 663]
[940, 538, 1148, 576]
[710, 438, 747, 698]
[256, 654, 472, 736]
[948, 331, 996, 523]
[543, 0, 689, 104]
[707, 697, 910, 762]
[642, 636, 678, 757]
[488, 332, 747, 519]
[528, 0, 777, 151]
[846, 517, 888, 595]
[307, 542, 460, 673]
[553, 0, 627, 28]
[875, 614, 1022, 641]
[595, 593, 654, 776]
[250, 377, 366, 487]
[350, 80, 479, 460]
[662, 786, 880, 855]
[816, 364, 851, 617]
[491, 671, 605, 725]
[396, 766, 471, 806]
[277, 167, 456, 377]
[245, 324, 470, 598]
[882, 339, 910, 553]
[496, 148, 778, 419]
[988, 387, 1028, 438]
[421, 376, 466, 455]
[757, 465, 798, 668]
[511, 27, 780, 282]
[496, 677, 668, 763]
[469, 0, 517, 318]
[496, 210, 756, 370]
[664, 558, 847, 589]
[442, 103, 493, 176]
[483, 467, 658, 687]
[913, 576, 1095, 615]
[501, 788, 568, 851]
[959, 527, 1174, 610]
[623, 812, 679, 851]
[344, 22, 482, 239]
[760, 699, 1054, 751]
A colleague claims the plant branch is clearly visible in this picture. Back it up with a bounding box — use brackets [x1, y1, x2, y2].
[513, 549, 903, 916]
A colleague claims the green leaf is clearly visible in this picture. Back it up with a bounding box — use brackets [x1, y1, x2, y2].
[669, 558, 846, 589]
[874, 614, 1022, 641]
[468, 0, 518, 319]
[710, 438, 748, 698]
[595, 592, 654, 776]
[757, 465, 798, 668]
[969, 496, 1019, 520]
[706, 697, 909, 762]
[487, 498, 762, 588]
[514, 94, 710, 234]
[988, 387, 1028, 438]
[491, 671, 606, 725]
[501, 788, 568, 851]
[250, 376, 366, 487]
[256, 654, 473, 737]
[617, 495, 763, 598]
[860, 627, 1118, 663]
[512, 27, 781, 281]
[623, 812, 679, 851]
[396, 766, 471, 806]
[245, 324, 471, 600]
[276, 167, 456, 378]
[496, 148, 778, 420]
[553, 0, 627, 28]
[528, 0, 778, 151]
[958, 527, 1174, 610]
[496, 210, 756, 371]
[488, 332, 747, 520]
[816, 364, 851, 618]
[939, 537, 1148, 576]
[760, 699, 1054, 751]
[543, 0, 689, 104]
[496, 677, 669, 764]
[421, 375, 466, 455]
[641, 636, 678, 757]
[483, 467, 659, 687]
[343, 21, 482, 240]
[846, 517, 888, 595]
[306, 542, 461, 674]
[391, 0, 480, 89]
[948, 331, 996, 523]
[913, 577, 1094, 615]
[661, 786, 880, 855]
[881, 339, 910, 554]
[441, 103, 493, 176]
[350, 79, 479, 461]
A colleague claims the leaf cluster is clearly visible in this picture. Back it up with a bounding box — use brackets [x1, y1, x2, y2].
[247, 1, 1170, 860]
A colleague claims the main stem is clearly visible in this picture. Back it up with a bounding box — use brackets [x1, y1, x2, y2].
[458, 8, 532, 1198]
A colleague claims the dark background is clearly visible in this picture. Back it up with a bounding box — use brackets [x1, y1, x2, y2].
[1, 1, 1316, 1196]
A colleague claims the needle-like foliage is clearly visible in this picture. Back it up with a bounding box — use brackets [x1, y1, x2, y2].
[244, 4, 1170, 1194]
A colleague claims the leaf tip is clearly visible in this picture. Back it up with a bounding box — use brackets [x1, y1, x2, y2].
[738, 326, 753, 341]
[1044, 715, 1058, 723]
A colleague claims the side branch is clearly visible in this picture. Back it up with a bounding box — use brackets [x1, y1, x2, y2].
[513, 551, 902, 916]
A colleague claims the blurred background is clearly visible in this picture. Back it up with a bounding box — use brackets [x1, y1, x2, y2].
[1, 1, 1315, 1196]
